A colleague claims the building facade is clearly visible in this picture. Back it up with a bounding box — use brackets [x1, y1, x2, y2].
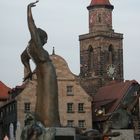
[0, 54, 93, 138]
[51, 54, 92, 130]
[12, 54, 92, 131]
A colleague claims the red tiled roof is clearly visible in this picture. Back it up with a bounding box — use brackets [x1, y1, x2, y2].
[9, 83, 26, 95]
[0, 81, 11, 100]
[93, 80, 138, 121]
[90, 0, 111, 6]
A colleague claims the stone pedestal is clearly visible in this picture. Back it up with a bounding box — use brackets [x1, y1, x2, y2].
[54, 127, 76, 140]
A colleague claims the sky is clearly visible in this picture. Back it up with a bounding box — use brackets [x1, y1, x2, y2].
[0, 0, 140, 87]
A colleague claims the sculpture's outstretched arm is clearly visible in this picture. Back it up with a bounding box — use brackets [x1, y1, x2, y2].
[27, 1, 41, 47]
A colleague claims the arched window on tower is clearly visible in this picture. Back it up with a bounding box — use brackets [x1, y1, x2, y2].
[108, 44, 114, 64]
[88, 45, 94, 71]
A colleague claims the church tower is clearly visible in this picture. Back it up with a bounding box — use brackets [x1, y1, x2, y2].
[79, 0, 123, 90]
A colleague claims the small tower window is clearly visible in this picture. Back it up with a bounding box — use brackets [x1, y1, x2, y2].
[97, 14, 101, 23]
[108, 45, 114, 64]
[88, 46, 94, 71]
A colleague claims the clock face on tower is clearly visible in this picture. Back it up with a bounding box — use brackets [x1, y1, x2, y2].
[107, 64, 116, 78]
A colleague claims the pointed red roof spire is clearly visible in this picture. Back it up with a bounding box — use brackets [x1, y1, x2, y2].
[87, 0, 113, 10]
[90, 0, 111, 6]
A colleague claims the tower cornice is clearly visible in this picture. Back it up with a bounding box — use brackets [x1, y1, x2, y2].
[79, 31, 123, 41]
[87, 4, 114, 10]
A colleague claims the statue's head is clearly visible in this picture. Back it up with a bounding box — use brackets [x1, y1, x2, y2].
[37, 28, 48, 45]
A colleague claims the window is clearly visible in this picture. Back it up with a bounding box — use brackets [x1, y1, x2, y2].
[88, 45, 94, 71]
[78, 103, 84, 113]
[67, 103, 74, 113]
[24, 102, 31, 113]
[67, 86, 73, 96]
[78, 120, 85, 128]
[67, 120, 74, 127]
[108, 45, 114, 64]
[97, 14, 101, 23]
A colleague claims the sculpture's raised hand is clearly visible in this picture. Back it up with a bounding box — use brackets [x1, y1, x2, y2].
[28, 0, 39, 8]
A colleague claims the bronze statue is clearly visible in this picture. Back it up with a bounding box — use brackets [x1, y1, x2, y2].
[21, 1, 60, 128]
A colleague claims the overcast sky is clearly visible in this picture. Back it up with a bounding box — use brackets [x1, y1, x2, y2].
[0, 0, 140, 87]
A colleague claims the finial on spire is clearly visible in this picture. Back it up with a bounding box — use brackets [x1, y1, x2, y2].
[52, 47, 55, 55]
